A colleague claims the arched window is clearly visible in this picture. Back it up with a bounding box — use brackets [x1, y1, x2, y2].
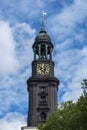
[40, 112, 47, 121]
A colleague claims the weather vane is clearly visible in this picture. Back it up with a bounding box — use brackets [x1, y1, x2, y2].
[41, 11, 47, 31]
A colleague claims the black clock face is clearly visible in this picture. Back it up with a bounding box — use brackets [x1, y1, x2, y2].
[36, 63, 50, 75]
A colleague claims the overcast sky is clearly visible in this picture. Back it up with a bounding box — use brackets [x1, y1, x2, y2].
[0, 0, 87, 130]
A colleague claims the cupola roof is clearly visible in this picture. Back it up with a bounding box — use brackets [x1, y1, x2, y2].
[33, 12, 53, 48]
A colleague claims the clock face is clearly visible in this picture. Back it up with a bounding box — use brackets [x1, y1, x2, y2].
[36, 63, 50, 75]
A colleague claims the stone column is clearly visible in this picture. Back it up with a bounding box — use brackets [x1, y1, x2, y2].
[50, 48, 52, 60]
[34, 48, 36, 60]
[38, 45, 41, 59]
[46, 45, 48, 59]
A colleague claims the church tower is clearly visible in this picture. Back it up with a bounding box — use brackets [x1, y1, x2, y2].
[27, 14, 59, 127]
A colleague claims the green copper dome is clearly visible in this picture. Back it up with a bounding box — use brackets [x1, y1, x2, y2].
[33, 30, 53, 48]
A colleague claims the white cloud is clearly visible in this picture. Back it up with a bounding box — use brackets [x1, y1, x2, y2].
[0, 21, 19, 76]
[0, 0, 45, 22]
[0, 22, 36, 115]
[0, 74, 28, 116]
[48, 0, 87, 41]
[54, 45, 87, 102]
[0, 112, 26, 130]
[13, 22, 35, 70]
[14, 23, 35, 36]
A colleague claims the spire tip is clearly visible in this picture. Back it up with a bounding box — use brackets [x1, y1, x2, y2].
[41, 11, 47, 32]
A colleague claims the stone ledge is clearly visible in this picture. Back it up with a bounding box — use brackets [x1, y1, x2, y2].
[21, 126, 38, 130]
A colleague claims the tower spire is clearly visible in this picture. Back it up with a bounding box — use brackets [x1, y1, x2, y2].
[41, 11, 47, 32]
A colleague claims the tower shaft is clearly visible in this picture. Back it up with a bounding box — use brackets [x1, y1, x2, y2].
[27, 20, 59, 127]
